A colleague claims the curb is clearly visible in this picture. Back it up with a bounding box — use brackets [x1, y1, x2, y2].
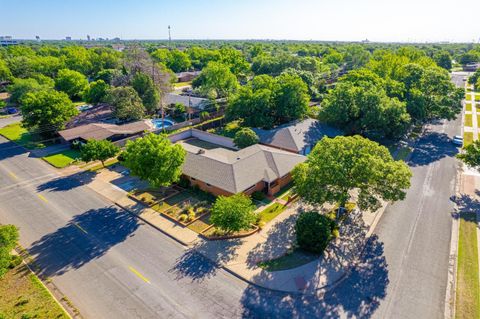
[114, 202, 196, 247]
[15, 246, 81, 319]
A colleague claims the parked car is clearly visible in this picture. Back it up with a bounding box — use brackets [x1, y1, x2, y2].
[452, 135, 463, 146]
[6, 107, 18, 114]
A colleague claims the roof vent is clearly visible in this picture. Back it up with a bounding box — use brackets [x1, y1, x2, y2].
[197, 149, 205, 155]
[236, 157, 241, 160]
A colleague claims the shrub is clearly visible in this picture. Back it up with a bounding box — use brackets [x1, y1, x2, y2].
[233, 127, 259, 148]
[295, 211, 334, 254]
[211, 194, 256, 233]
[251, 191, 266, 201]
[179, 214, 188, 222]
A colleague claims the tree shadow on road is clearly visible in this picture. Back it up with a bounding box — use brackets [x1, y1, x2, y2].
[240, 235, 388, 319]
[36, 171, 96, 192]
[28, 206, 140, 277]
[0, 140, 28, 161]
[409, 131, 458, 167]
[170, 239, 241, 282]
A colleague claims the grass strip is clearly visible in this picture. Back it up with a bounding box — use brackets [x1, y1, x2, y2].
[0, 263, 69, 319]
[455, 212, 480, 319]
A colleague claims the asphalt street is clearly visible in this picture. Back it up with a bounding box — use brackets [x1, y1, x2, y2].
[0, 136, 249, 319]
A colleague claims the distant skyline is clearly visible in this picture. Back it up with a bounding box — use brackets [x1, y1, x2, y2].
[2, 0, 480, 43]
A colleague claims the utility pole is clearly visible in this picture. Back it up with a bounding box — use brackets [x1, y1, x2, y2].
[168, 25, 171, 46]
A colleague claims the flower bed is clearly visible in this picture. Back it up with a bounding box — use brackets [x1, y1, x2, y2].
[200, 224, 259, 240]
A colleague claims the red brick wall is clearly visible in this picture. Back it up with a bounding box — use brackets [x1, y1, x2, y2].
[186, 176, 265, 197]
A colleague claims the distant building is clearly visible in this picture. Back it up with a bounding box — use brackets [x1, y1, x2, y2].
[65, 36, 72, 41]
[0, 36, 18, 47]
[176, 71, 201, 83]
[87, 35, 91, 41]
[463, 63, 480, 72]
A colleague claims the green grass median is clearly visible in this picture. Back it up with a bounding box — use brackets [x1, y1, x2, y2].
[455, 212, 480, 319]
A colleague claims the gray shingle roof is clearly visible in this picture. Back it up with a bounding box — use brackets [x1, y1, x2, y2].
[180, 141, 306, 194]
[253, 119, 342, 153]
[59, 120, 153, 141]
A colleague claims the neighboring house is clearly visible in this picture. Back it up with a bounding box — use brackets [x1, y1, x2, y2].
[164, 93, 211, 110]
[176, 71, 201, 83]
[59, 120, 153, 143]
[65, 104, 114, 129]
[170, 129, 306, 197]
[463, 63, 480, 72]
[253, 119, 342, 155]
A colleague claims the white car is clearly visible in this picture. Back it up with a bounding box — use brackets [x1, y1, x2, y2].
[452, 135, 463, 146]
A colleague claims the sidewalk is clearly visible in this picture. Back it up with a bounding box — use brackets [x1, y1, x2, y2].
[80, 166, 389, 294]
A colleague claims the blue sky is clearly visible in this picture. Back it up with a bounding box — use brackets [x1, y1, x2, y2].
[2, 0, 479, 42]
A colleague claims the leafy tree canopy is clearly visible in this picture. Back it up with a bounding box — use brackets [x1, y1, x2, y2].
[457, 140, 480, 169]
[84, 80, 110, 104]
[122, 133, 186, 187]
[210, 194, 256, 233]
[292, 135, 412, 211]
[131, 72, 160, 113]
[107, 86, 146, 121]
[192, 61, 239, 99]
[80, 139, 119, 166]
[20, 89, 77, 136]
[54, 68, 89, 100]
[233, 127, 259, 148]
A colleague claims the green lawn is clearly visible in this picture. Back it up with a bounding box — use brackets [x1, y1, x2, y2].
[466, 103, 472, 112]
[465, 114, 473, 127]
[258, 249, 318, 271]
[466, 94, 472, 101]
[42, 149, 81, 168]
[476, 94, 480, 101]
[455, 212, 480, 319]
[464, 132, 474, 146]
[257, 202, 287, 224]
[0, 263, 69, 319]
[0, 122, 42, 149]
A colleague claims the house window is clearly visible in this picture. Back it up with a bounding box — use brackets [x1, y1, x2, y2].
[245, 184, 257, 192]
[206, 183, 212, 187]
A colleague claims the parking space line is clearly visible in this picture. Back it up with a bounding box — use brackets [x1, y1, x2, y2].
[128, 266, 150, 284]
[37, 194, 48, 203]
[74, 223, 88, 234]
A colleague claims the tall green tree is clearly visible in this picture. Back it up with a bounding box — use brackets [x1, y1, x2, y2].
[210, 194, 256, 233]
[319, 81, 411, 140]
[0, 58, 12, 81]
[107, 86, 146, 121]
[8, 78, 51, 104]
[80, 139, 119, 167]
[192, 62, 239, 99]
[131, 72, 160, 113]
[54, 68, 89, 100]
[292, 135, 412, 212]
[434, 51, 452, 70]
[84, 80, 109, 104]
[122, 133, 186, 187]
[20, 89, 78, 136]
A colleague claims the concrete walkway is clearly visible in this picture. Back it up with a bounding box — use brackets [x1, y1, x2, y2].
[81, 166, 388, 294]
